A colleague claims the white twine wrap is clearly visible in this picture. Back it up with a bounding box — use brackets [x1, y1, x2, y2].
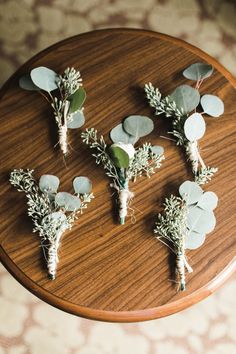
[47, 229, 64, 280]
[186, 141, 199, 174]
[176, 252, 193, 291]
[59, 125, 68, 155]
[110, 182, 134, 224]
[119, 189, 134, 224]
[58, 100, 70, 155]
[186, 141, 206, 174]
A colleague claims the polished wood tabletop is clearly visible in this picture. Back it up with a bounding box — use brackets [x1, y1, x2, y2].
[0, 29, 236, 322]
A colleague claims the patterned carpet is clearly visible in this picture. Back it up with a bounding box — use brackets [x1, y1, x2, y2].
[0, 0, 236, 353]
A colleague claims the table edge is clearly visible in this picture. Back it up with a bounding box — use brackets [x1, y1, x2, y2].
[1, 247, 235, 322]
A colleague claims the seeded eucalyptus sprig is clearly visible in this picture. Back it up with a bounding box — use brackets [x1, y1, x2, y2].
[19, 66, 86, 156]
[82, 115, 164, 224]
[9, 169, 93, 279]
[145, 63, 224, 185]
[154, 180, 218, 291]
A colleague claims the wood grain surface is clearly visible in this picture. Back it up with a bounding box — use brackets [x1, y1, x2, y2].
[0, 29, 236, 322]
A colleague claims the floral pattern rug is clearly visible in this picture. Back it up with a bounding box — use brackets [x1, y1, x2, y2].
[0, 0, 236, 353]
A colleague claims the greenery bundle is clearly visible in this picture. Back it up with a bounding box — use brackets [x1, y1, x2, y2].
[82, 115, 164, 224]
[19, 66, 86, 156]
[9, 169, 93, 279]
[145, 63, 224, 185]
[154, 180, 218, 290]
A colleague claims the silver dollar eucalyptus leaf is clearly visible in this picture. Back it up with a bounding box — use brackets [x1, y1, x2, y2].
[67, 110, 85, 129]
[185, 230, 206, 250]
[187, 206, 216, 234]
[123, 115, 154, 139]
[170, 85, 200, 114]
[39, 175, 60, 194]
[42, 212, 68, 233]
[179, 181, 203, 205]
[150, 145, 164, 156]
[197, 191, 218, 211]
[73, 176, 92, 194]
[55, 192, 81, 211]
[183, 63, 213, 81]
[110, 123, 137, 144]
[184, 113, 206, 142]
[30, 66, 58, 92]
[19, 74, 40, 91]
[201, 94, 224, 117]
[48, 211, 67, 223]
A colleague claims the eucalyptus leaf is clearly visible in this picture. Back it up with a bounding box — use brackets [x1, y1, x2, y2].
[150, 145, 164, 156]
[123, 115, 154, 139]
[183, 63, 213, 81]
[187, 206, 216, 234]
[201, 94, 224, 117]
[73, 176, 92, 194]
[19, 74, 40, 91]
[42, 211, 67, 233]
[39, 175, 60, 194]
[179, 180, 203, 205]
[48, 211, 67, 223]
[184, 113, 206, 142]
[67, 110, 85, 129]
[185, 230, 206, 250]
[197, 191, 218, 211]
[68, 87, 86, 114]
[55, 192, 81, 211]
[170, 85, 200, 114]
[108, 144, 130, 168]
[110, 123, 137, 144]
[30, 66, 58, 92]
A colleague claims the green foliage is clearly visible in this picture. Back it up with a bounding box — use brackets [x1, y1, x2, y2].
[201, 94, 224, 117]
[39, 175, 60, 194]
[67, 111, 85, 129]
[73, 176, 92, 194]
[179, 180, 203, 205]
[30, 67, 58, 92]
[123, 115, 154, 138]
[57, 67, 82, 97]
[154, 195, 188, 254]
[184, 113, 206, 142]
[195, 167, 218, 185]
[82, 128, 164, 189]
[183, 63, 213, 81]
[68, 87, 86, 114]
[144, 82, 187, 146]
[55, 192, 81, 211]
[108, 145, 130, 168]
[110, 123, 137, 144]
[19, 75, 40, 91]
[126, 143, 164, 181]
[170, 85, 200, 115]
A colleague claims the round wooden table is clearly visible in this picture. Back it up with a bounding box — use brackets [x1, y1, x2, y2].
[0, 29, 236, 322]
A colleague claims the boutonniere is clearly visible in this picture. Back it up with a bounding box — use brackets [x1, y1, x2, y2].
[154, 180, 218, 291]
[82, 115, 164, 224]
[145, 63, 224, 185]
[19, 66, 86, 156]
[9, 169, 93, 279]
